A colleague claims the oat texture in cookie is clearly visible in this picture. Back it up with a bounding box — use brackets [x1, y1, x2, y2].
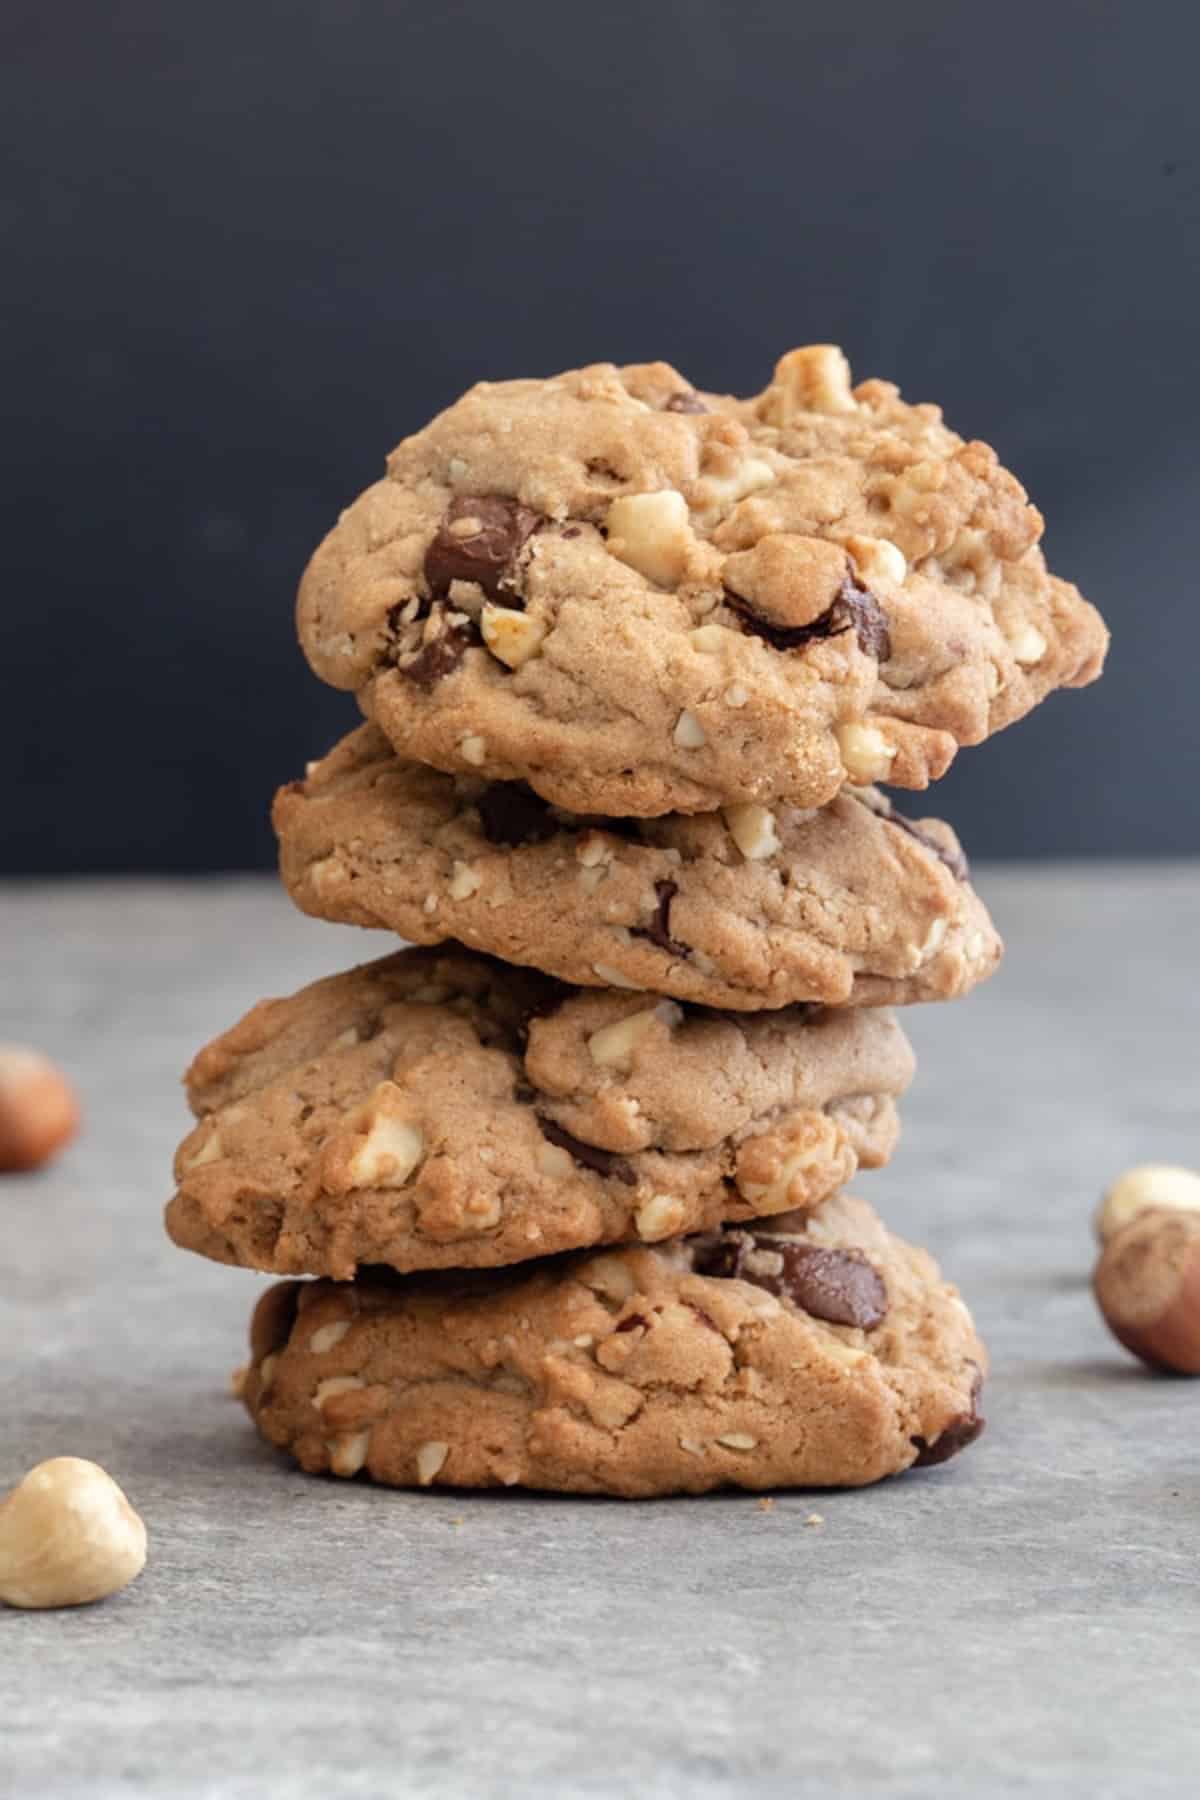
[165, 949, 915, 1279]
[275, 724, 1002, 1010]
[297, 347, 1108, 816]
[241, 1192, 986, 1495]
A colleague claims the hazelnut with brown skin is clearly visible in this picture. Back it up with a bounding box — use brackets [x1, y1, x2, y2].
[1093, 1207, 1200, 1374]
[0, 1046, 80, 1172]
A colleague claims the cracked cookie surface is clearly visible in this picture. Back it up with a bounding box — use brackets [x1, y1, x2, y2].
[276, 723, 1002, 1010]
[297, 346, 1107, 817]
[242, 1192, 986, 1495]
[166, 949, 915, 1279]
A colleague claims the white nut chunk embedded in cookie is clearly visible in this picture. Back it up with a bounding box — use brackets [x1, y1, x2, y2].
[723, 802, 782, 861]
[606, 491, 695, 588]
[760, 344, 857, 423]
[341, 1088, 425, 1189]
[844, 534, 907, 586]
[586, 1001, 682, 1070]
[480, 603, 546, 669]
[836, 721, 897, 784]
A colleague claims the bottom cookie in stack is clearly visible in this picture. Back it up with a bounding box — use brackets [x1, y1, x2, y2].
[240, 1193, 985, 1498]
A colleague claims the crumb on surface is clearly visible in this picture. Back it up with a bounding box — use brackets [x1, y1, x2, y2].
[804, 1512, 825, 1527]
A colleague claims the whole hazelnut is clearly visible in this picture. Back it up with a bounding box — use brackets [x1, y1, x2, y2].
[0, 1046, 80, 1172]
[0, 1457, 147, 1609]
[1094, 1163, 1200, 1243]
[1093, 1207, 1200, 1373]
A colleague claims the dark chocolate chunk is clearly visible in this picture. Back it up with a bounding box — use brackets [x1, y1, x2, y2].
[694, 1230, 888, 1329]
[911, 1374, 985, 1465]
[536, 1117, 637, 1186]
[664, 390, 709, 414]
[424, 496, 542, 601]
[476, 783, 558, 848]
[631, 879, 689, 960]
[725, 574, 892, 662]
[397, 621, 473, 689]
[615, 1312, 649, 1333]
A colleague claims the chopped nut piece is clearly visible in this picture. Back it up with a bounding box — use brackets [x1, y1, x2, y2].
[1006, 620, 1048, 666]
[723, 802, 782, 861]
[844, 534, 907, 585]
[715, 1433, 758, 1451]
[586, 1002, 680, 1069]
[313, 1376, 365, 1413]
[607, 491, 695, 587]
[673, 709, 706, 749]
[459, 734, 487, 766]
[835, 721, 896, 783]
[415, 1441, 450, 1487]
[480, 603, 546, 669]
[763, 345, 856, 421]
[635, 1194, 686, 1240]
[308, 1321, 351, 1355]
[345, 1103, 424, 1190]
[328, 1431, 371, 1478]
[447, 861, 482, 901]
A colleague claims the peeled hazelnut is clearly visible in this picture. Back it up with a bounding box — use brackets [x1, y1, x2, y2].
[1094, 1163, 1200, 1243]
[0, 1457, 147, 1609]
[0, 1046, 80, 1172]
[1093, 1208, 1200, 1373]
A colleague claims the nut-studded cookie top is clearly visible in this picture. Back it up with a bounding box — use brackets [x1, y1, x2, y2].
[242, 1192, 986, 1496]
[276, 724, 1002, 1010]
[166, 948, 915, 1280]
[297, 347, 1108, 817]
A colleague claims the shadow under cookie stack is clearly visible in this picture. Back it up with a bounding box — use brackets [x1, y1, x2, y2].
[168, 345, 1107, 1497]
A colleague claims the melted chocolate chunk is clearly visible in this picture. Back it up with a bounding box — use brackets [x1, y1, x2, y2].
[476, 783, 558, 848]
[615, 1312, 649, 1333]
[631, 879, 689, 959]
[725, 574, 892, 662]
[694, 1230, 888, 1329]
[397, 621, 473, 689]
[424, 496, 542, 601]
[911, 1373, 985, 1466]
[536, 1117, 637, 1186]
[664, 390, 709, 414]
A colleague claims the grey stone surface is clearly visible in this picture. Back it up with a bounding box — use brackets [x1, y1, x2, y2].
[1, 869, 1197, 1799]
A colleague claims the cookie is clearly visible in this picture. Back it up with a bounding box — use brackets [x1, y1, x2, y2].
[166, 949, 914, 1280]
[297, 347, 1107, 817]
[241, 1192, 986, 1496]
[275, 724, 1002, 1010]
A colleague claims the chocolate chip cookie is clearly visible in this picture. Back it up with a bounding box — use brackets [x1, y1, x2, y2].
[241, 1192, 985, 1495]
[275, 724, 1002, 1010]
[166, 949, 914, 1280]
[297, 347, 1107, 817]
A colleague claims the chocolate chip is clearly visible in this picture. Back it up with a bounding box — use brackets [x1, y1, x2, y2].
[536, 1117, 637, 1186]
[694, 1231, 888, 1329]
[631, 879, 689, 959]
[863, 792, 970, 883]
[476, 784, 558, 848]
[397, 621, 473, 689]
[911, 1375, 985, 1465]
[562, 526, 582, 540]
[424, 497, 542, 601]
[664, 390, 709, 414]
[615, 1312, 649, 1333]
[725, 574, 892, 662]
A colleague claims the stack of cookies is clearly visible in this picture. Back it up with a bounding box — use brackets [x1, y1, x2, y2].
[167, 346, 1107, 1496]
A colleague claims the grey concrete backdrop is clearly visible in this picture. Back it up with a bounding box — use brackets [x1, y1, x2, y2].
[2, 868, 1199, 1796]
[3, 0, 1198, 872]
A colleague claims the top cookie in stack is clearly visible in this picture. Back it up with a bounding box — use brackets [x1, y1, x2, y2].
[297, 344, 1105, 817]
[169, 346, 1106, 1496]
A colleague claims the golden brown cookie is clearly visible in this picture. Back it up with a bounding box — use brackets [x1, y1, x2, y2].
[242, 1193, 986, 1496]
[275, 724, 1001, 1010]
[166, 949, 914, 1279]
[297, 347, 1107, 817]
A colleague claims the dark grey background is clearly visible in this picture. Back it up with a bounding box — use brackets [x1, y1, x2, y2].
[3, 0, 1197, 873]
